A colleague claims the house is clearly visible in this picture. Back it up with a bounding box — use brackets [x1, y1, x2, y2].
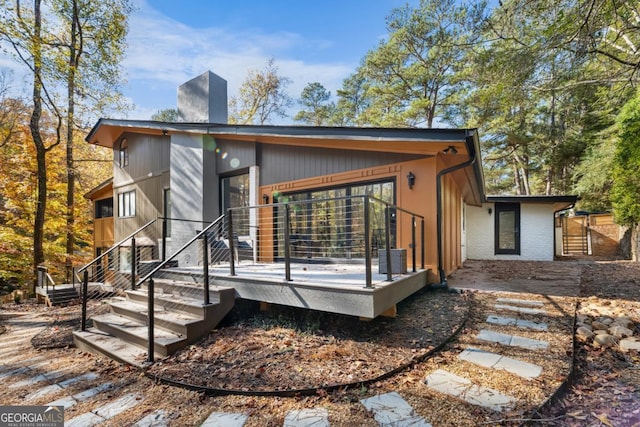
[76, 71, 576, 362]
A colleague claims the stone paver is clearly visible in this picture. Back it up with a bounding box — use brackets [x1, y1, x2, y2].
[134, 409, 168, 427]
[459, 347, 542, 379]
[26, 372, 99, 401]
[8, 367, 71, 388]
[495, 304, 546, 315]
[360, 392, 432, 426]
[477, 329, 549, 350]
[496, 298, 544, 307]
[47, 382, 114, 409]
[65, 393, 142, 427]
[424, 369, 516, 412]
[486, 315, 548, 331]
[284, 408, 330, 427]
[200, 412, 248, 427]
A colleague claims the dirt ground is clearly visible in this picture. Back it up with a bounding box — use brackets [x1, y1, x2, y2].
[1, 259, 639, 426]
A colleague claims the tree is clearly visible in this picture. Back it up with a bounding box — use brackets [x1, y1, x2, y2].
[151, 108, 179, 122]
[352, 0, 486, 128]
[294, 82, 335, 126]
[48, 0, 132, 281]
[611, 91, 640, 226]
[229, 58, 293, 125]
[333, 70, 371, 126]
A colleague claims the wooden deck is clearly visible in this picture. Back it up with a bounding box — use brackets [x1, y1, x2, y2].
[158, 261, 430, 319]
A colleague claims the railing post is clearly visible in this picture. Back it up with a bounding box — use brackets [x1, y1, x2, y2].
[203, 232, 210, 305]
[421, 218, 425, 269]
[411, 215, 417, 273]
[227, 211, 236, 276]
[284, 204, 292, 281]
[131, 237, 136, 290]
[81, 270, 88, 331]
[364, 197, 372, 288]
[162, 219, 167, 262]
[147, 277, 154, 363]
[384, 205, 393, 282]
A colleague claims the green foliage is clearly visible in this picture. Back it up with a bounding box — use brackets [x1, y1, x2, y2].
[294, 82, 335, 126]
[151, 108, 179, 122]
[611, 92, 640, 226]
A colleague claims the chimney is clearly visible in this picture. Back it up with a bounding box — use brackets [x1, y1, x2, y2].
[177, 71, 228, 123]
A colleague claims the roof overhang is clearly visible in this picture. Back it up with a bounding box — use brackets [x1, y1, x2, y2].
[85, 119, 477, 157]
[486, 195, 578, 212]
[84, 177, 113, 200]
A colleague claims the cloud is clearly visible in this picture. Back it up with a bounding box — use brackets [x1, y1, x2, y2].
[125, 0, 355, 120]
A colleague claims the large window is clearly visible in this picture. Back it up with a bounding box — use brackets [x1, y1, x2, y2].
[275, 180, 395, 259]
[118, 190, 136, 218]
[221, 173, 250, 213]
[495, 203, 520, 255]
[95, 198, 113, 219]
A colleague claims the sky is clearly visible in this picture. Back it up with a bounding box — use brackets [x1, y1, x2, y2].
[117, 0, 415, 121]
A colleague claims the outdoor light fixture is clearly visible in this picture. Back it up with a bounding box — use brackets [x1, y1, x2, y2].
[262, 194, 269, 204]
[407, 171, 416, 189]
[444, 145, 458, 155]
[488, 207, 493, 215]
[162, 129, 168, 136]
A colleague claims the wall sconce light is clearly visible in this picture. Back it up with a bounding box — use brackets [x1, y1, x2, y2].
[262, 194, 269, 204]
[407, 172, 416, 190]
[162, 129, 168, 136]
[488, 207, 493, 215]
[443, 145, 458, 155]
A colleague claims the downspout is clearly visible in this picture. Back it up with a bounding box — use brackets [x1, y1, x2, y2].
[433, 133, 479, 289]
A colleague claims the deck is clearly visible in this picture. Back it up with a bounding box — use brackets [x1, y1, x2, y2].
[158, 261, 430, 319]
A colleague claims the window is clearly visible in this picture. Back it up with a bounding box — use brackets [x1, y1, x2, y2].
[95, 198, 113, 219]
[495, 203, 520, 255]
[118, 138, 128, 168]
[118, 190, 136, 218]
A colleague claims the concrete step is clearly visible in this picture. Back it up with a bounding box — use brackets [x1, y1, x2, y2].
[109, 298, 201, 336]
[91, 312, 187, 357]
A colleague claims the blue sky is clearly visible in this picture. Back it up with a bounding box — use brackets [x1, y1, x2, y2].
[120, 0, 415, 120]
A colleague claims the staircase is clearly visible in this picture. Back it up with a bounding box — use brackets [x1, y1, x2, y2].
[36, 285, 80, 307]
[73, 279, 235, 365]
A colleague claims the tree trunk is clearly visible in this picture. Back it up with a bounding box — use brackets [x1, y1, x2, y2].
[30, 0, 45, 292]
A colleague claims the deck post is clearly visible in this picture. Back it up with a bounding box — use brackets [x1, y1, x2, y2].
[364, 197, 372, 288]
[384, 206, 393, 282]
[131, 237, 136, 290]
[161, 219, 167, 262]
[421, 218, 425, 269]
[411, 215, 417, 273]
[203, 232, 210, 305]
[284, 204, 292, 281]
[148, 277, 155, 363]
[81, 270, 88, 331]
[227, 211, 236, 276]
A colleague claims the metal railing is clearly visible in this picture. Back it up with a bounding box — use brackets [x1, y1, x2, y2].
[79, 219, 158, 331]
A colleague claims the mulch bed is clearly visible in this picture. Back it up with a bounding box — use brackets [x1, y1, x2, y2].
[147, 287, 469, 392]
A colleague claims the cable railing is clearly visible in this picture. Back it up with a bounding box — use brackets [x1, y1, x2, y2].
[79, 195, 425, 363]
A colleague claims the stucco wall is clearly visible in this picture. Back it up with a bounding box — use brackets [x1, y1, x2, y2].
[467, 203, 556, 261]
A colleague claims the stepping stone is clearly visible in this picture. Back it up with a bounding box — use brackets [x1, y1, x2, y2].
[26, 372, 99, 401]
[477, 330, 549, 350]
[9, 367, 71, 388]
[424, 369, 516, 412]
[360, 392, 432, 426]
[134, 409, 168, 427]
[486, 315, 548, 331]
[495, 304, 546, 315]
[284, 408, 329, 427]
[66, 393, 142, 427]
[459, 347, 542, 379]
[496, 298, 544, 307]
[47, 382, 114, 409]
[200, 412, 248, 427]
